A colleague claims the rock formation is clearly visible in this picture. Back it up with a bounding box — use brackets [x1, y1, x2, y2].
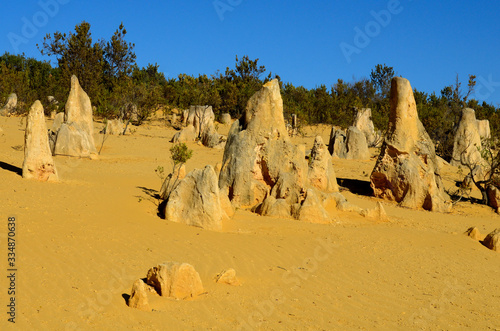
[0, 93, 17, 116]
[127, 279, 150, 311]
[219, 79, 309, 211]
[328, 126, 370, 159]
[308, 136, 339, 192]
[353, 108, 378, 146]
[174, 105, 225, 148]
[220, 113, 232, 125]
[464, 227, 482, 241]
[477, 119, 491, 140]
[163, 165, 229, 231]
[159, 164, 186, 200]
[146, 262, 204, 299]
[215, 269, 240, 286]
[370, 77, 451, 212]
[483, 228, 500, 252]
[219, 79, 344, 222]
[53, 76, 97, 158]
[103, 119, 129, 135]
[22, 101, 58, 181]
[451, 108, 484, 168]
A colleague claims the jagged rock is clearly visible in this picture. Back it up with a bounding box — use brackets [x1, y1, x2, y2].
[146, 262, 204, 299]
[328, 126, 369, 159]
[344, 126, 370, 159]
[464, 227, 482, 241]
[128, 279, 150, 311]
[477, 119, 491, 140]
[353, 108, 378, 146]
[201, 122, 226, 149]
[215, 269, 240, 286]
[483, 228, 500, 252]
[171, 125, 196, 143]
[486, 184, 500, 212]
[164, 165, 229, 230]
[328, 127, 346, 157]
[451, 108, 484, 168]
[53, 76, 97, 158]
[219, 79, 308, 211]
[220, 113, 232, 125]
[159, 164, 186, 200]
[0, 93, 17, 116]
[361, 202, 388, 221]
[51, 112, 64, 133]
[294, 189, 331, 224]
[103, 119, 129, 135]
[308, 136, 339, 192]
[370, 77, 451, 212]
[22, 101, 58, 181]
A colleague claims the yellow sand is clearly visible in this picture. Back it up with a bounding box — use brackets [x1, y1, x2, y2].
[0, 116, 499, 330]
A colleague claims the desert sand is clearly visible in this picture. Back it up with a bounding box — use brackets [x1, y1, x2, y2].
[0, 115, 499, 330]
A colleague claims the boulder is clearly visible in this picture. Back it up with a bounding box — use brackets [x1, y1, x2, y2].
[0, 93, 17, 116]
[51, 112, 64, 133]
[344, 126, 370, 159]
[451, 108, 484, 168]
[159, 164, 186, 200]
[294, 189, 331, 224]
[128, 279, 150, 311]
[370, 77, 451, 212]
[53, 123, 97, 158]
[220, 113, 232, 125]
[486, 184, 500, 212]
[482, 228, 500, 252]
[308, 136, 339, 192]
[103, 119, 128, 135]
[201, 122, 226, 149]
[171, 124, 196, 143]
[22, 100, 58, 181]
[328, 126, 369, 159]
[353, 108, 378, 146]
[215, 269, 240, 286]
[477, 119, 491, 140]
[53, 76, 97, 157]
[464, 227, 482, 241]
[146, 262, 204, 299]
[219, 79, 308, 211]
[164, 165, 228, 230]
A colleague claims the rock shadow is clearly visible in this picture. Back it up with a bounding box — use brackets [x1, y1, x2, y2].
[337, 177, 373, 196]
[0, 161, 22, 176]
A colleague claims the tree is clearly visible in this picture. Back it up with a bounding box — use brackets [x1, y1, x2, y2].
[370, 64, 394, 99]
[101, 23, 136, 79]
[38, 21, 105, 104]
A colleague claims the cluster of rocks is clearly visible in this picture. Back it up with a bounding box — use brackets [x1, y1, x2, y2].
[161, 79, 390, 230]
[327, 108, 380, 160]
[370, 77, 451, 212]
[127, 262, 240, 311]
[171, 105, 226, 149]
[50, 75, 98, 158]
[0, 93, 17, 116]
[465, 227, 499, 252]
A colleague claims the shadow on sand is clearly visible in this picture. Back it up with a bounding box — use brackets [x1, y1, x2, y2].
[0, 161, 22, 176]
[337, 177, 373, 196]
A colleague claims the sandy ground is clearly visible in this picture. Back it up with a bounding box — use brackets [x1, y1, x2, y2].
[0, 115, 499, 330]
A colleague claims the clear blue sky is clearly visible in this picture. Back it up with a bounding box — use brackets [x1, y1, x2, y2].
[1, 0, 499, 106]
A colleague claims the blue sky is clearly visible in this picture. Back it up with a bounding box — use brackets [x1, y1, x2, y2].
[1, 0, 499, 106]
